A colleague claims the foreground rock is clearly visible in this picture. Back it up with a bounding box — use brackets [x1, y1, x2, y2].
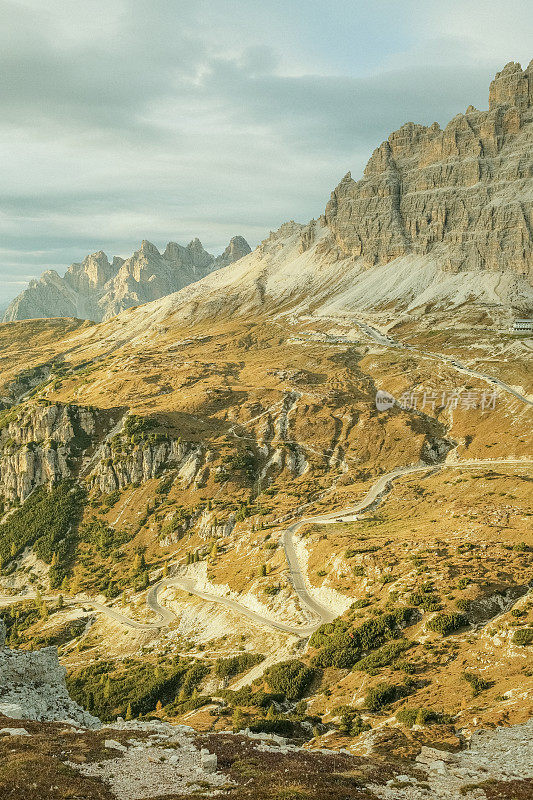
[69, 720, 227, 800]
[0, 620, 99, 728]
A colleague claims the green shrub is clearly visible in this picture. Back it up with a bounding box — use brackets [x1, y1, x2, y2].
[311, 607, 415, 669]
[512, 628, 533, 646]
[337, 706, 371, 736]
[248, 719, 295, 737]
[409, 589, 442, 612]
[365, 682, 412, 711]
[0, 481, 85, 587]
[462, 672, 494, 696]
[427, 613, 468, 636]
[215, 653, 264, 679]
[67, 657, 205, 721]
[353, 639, 411, 674]
[221, 686, 283, 708]
[264, 660, 314, 701]
[351, 598, 370, 608]
[396, 707, 453, 727]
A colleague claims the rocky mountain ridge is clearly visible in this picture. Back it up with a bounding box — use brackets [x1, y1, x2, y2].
[64, 60, 532, 341]
[3, 235, 251, 323]
[325, 61, 533, 278]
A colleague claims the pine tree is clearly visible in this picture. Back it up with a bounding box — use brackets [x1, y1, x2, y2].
[10, 542, 17, 558]
[156, 700, 163, 712]
[125, 702, 133, 721]
[103, 677, 111, 700]
[232, 708, 243, 732]
[162, 562, 168, 577]
[210, 542, 218, 559]
[266, 704, 276, 720]
[259, 564, 267, 577]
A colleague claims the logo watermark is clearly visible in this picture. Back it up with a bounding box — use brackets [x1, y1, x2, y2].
[375, 388, 499, 412]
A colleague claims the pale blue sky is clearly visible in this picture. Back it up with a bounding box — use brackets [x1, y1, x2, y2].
[0, 0, 531, 304]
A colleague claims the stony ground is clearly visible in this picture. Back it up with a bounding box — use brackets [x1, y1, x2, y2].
[1, 713, 532, 799]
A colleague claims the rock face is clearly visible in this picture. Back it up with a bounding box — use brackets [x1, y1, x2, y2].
[88, 437, 205, 494]
[325, 60, 533, 278]
[0, 627, 99, 727]
[0, 403, 106, 504]
[3, 236, 251, 323]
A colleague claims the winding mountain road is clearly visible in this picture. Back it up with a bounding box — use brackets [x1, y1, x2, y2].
[74, 457, 532, 638]
[352, 318, 533, 407]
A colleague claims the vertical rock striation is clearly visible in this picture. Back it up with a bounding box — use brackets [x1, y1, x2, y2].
[325, 61, 533, 278]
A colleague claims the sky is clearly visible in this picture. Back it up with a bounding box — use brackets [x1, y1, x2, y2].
[0, 0, 531, 305]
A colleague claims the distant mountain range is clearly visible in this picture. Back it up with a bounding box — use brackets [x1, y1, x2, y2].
[3, 235, 251, 323]
[4, 61, 532, 329]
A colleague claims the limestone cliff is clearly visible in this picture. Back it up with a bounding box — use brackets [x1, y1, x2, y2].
[3, 235, 251, 323]
[88, 437, 205, 493]
[0, 402, 207, 505]
[0, 403, 107, 504]
[325, 61, 533, 278]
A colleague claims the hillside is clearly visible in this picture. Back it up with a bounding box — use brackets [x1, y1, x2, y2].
[0, 60, 532, 800]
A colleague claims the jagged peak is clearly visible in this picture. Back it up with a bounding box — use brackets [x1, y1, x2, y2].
[215, 235, 251, 267]
[489, 60, 531, 110]
[83, 250, 108, 262]
[187, 237, 207, 251]
[139, 240, 161, 257]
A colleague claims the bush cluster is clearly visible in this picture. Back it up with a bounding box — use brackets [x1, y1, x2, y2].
[0, 481, 85, 587]
[353, 639, 411, 674]
[462, 672, 494, 696]
[426, 613, 468, 636]
[512, 628, 533, 646]
[365, 680, 414, 711]
[264, 660, 315, 701]
[310, 607, 415, 669]
[396, 707, 453, 727]
[67, 658, 208, 722]
[215, 653, 264, 679]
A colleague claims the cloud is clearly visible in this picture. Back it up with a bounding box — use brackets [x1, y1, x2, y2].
[0, 0, 531, 302]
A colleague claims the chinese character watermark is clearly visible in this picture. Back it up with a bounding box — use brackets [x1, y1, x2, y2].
[375, 388, 498, 412]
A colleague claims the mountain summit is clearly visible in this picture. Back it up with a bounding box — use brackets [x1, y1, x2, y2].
[3, 235, 251, 323]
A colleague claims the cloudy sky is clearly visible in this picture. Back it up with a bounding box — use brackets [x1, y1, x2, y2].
[1, 0, 531, 304]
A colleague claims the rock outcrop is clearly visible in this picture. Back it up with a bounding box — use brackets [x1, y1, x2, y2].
[0, 403, 106, 504]
[0, 621, 99, 727]
[3, 235, 251, 323]
[88, 438, 205, 493]
[325, 60, 533, 278]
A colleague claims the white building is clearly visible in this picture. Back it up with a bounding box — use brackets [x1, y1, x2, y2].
[512, 319, 533, 333]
